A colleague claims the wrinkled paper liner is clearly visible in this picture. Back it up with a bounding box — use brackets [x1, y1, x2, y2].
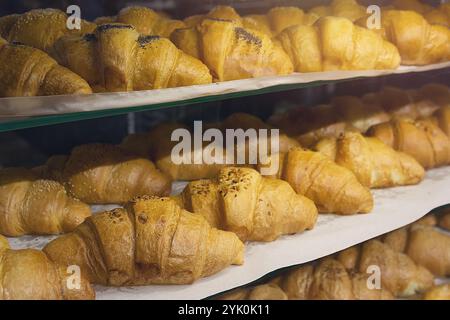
[7, 166, 450, 300]
[1, 62, 449, 118]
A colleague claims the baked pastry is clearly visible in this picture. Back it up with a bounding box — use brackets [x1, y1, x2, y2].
[367, 118, 450, 169]
[309, 0, 367, 22]
[277, 16, 400, 72]
[422, 284, 450, 300]
[337, 240, 434, 297]
[115, 6, 185, 37]
[267, 7, 308, 35]
[171, 18, 293, 81]
[0, 41, 92, 97]
[246, 284, 288, 300]
[0, 235, 94, 300]
[424, 4, 450, 27]
[173, 167, 318, 242]
[54, 24, 212, 92]
[38, 144, 172, 204]
[43, 196, 244, 285]
[314, 132, 425, 188]
[391, 0, 433, 15]
[0, 168, 91, 237]
[242, 15, 273, 37]
[433, 106, 450, 137]
[184, 6, 243, 28]
[379, 10, 450, 65]
[0, 9, 95, 56]
[260, 147, 373, 215]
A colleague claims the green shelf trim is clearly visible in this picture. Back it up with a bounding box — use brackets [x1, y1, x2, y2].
[0, 78, 358, 133]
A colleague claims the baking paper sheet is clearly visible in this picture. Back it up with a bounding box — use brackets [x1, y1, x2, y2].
[7, 166, 450, 299]
[1, 62, 449, 118]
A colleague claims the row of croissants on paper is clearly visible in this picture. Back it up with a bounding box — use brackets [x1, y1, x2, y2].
[0, 0, 449, 97]
[0, 82, 450, 299]
[215, 212, 450, 300]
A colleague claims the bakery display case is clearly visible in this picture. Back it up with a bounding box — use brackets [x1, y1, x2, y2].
[0, 0, 449, 301]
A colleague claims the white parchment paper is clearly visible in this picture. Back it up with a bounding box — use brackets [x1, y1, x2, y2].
[7, 166, 450, 300]
[1, 62, 449, 118]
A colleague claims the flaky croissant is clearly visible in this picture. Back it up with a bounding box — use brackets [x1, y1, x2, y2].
[0, 235, 94, 300]
[171, 18, 293, 81]
[173, 167, 318, 242]
[54, 23, 212, 93]
[0, 8, 95, 56]
[314, 132, 425, 188]
[0, 41, 92, 97]
[277, 16, 400, 72]
[309, 0, 367, 22]
[337, 240, 434, 297]
[44, 196, 244, 286]
[379, 10, 450, 65]
[114, 6, 185, 37]
[266, 7, 309, 35]
[367, 118, 450, 169]
[38, 144, 171, 204]
[184, 6, 243, 28]
[0, 168, 91, 237]
[280, 258, 394, 300]
[260, 147, 373, 215]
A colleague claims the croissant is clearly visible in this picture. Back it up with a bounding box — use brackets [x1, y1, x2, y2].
[0, 9, 95, 56]
[440, 213, 450, 231]
[171, 18, 294, 81]
[114, 6, 185, 37]
[277, 16, 400, 72]
[0, 41, 92, 97]
[337, 240, 434, 297]
[38, 144, 171, 204]
[43, 196, 245, 285]
[54, 23, 212, 93]
[280, 258, 394, 300]
[391, 0, 433, 15]
[379, 10, 450, 65]
[367, 118, 450, 169]
[309, 0, 367, 22]
[173, 167, 318, 242]
[242, 15, 273, 37]
[0, 168, 91, 237]
[422, 284, 450, 300]
[260, 147, 373, 215]
[184, 6, 243, 28]
[266, 7, 308, 35]
[0, 235, 94, 300]
[424, 4, 450, 27]
[314, 132, 425, 188]
[433, 106, 450, 138]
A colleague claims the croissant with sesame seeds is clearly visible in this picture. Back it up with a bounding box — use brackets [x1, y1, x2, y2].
[0, 168, 91, 237]
[37, 143, 172, 205]
[43, 196, 245, 285]
[172, 167, 318, 242]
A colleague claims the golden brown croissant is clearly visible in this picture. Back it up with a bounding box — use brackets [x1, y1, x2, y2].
[114, 6, 185, 37]
[260, 147, 373, 215]
[280, 258, 394, 300]
[367, 118, 450, 169]
[277, 16, 400, 72]
[43, 196, 245, 286]
[0, 41, 92, 97]
[246, 284, 288, 300]
[171, 18, 294, 81]
[54, 23, 212, 92]
[0, 235, 94, 300]
[242, 15, 273, 37]
[266, 7, 308, 35]
[184, 6, 243, 29]
[424, 4, 450, 27]
[379, 10, 450, 65]
[337, 240, 434, 297]
[0, 9, 95, 56]
[0, 168, 91, 237]
[38, 144, 171, 204]
[173, 167, 318, 242]
[314, 132, 425, 188]
[422, 284, 450, 300]
[309, 0, 367, 22]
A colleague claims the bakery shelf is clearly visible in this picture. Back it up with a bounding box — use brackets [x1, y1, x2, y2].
[8, 167, 450, 300]
[1, 62, 449, 133]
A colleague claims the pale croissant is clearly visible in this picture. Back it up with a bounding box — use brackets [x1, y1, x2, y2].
[173, 167, 318, 242]
[259, 147, 373, 215]
[277, 16, 400, 72]
[314, 132, 425, 188]
[0, 41, 92, 97]
[367, 118, 450, 169]
[44, 196, 244, 285]
[38, 143, 172, 204]
[0, 235, 94, 300]
[0, 168, 91, 237]
[171, 18, 294, 81]
[54, 23, 212, 93]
